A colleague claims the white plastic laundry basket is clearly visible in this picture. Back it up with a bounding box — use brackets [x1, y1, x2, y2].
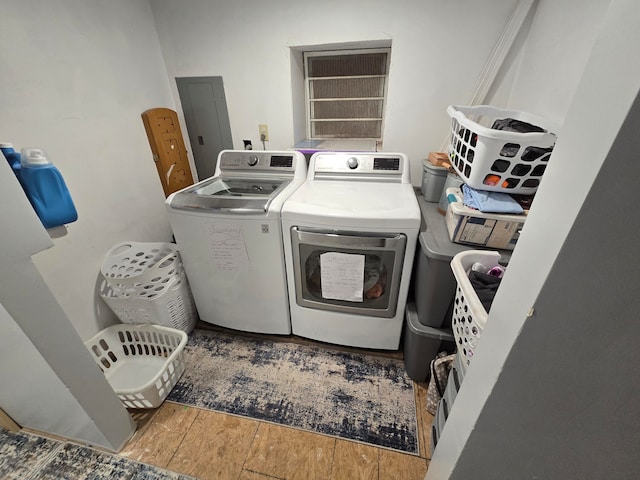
[85, 324, 188, 409]
[447, 105, 561, 194]
[99, 242, 197, 333]
[101, 242, 182, 296]
[450, 250, 502, 368]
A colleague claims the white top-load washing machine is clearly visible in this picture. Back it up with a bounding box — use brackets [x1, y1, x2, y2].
[281, 151, 420, 350]
[166, 150, 307, 334]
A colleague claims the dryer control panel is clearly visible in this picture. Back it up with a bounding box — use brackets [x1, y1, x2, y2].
[311, 152, 410, 183]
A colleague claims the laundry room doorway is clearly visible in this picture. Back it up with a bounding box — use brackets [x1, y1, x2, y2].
[176, 76, 233, 181]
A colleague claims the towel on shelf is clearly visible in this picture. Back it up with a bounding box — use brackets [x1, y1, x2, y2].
[462, 184, 524, 214]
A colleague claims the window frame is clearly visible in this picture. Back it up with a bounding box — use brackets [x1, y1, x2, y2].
[303, 48, 391, 141]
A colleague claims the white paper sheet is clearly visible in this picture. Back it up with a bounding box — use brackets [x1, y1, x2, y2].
[205, 222, 250, 271]
[320, 252, 365, 302]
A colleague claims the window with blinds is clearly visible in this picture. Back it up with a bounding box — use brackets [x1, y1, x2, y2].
[304, 49, 390, 140]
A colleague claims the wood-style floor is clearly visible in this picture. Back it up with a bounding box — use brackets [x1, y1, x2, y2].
[117, 325, 435, 479]
[119, 381, 434, 480]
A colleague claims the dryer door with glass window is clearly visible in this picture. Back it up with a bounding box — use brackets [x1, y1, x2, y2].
[290, 227, 406, 318]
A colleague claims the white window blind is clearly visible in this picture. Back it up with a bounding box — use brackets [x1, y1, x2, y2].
[304, 49, 390, 140]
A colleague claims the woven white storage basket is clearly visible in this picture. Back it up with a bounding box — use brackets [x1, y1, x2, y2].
[446, 105, 561, 194]
[450, 250, 502, 368]
[85, 324, 188, 409]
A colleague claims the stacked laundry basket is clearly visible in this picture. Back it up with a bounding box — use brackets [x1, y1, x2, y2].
[88, 241, 197, 409]
[99, 241, 197, 333]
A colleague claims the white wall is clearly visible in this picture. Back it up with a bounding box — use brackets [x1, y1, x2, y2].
[491, 0, 611, 123]
[149, 0, 520, 186]
[0, 303, 87, 434]
[0, 0, 177, 338]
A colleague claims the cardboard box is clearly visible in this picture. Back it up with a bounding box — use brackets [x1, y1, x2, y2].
[444, 188, 526, 250]
[428, 151, 450, 168]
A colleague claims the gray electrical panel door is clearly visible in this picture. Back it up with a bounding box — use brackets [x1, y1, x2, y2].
[176, 76, 233, 181]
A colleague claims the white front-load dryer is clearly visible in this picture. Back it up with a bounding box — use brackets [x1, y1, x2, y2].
[281, 151, 420, 350]
[166, 150, 307, 334]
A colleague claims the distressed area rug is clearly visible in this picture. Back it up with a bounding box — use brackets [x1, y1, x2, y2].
[0, 428, 195, 480]
[167, 328, 419, 454]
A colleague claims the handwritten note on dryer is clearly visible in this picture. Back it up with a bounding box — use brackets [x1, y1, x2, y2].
[320, 252, 364, 302]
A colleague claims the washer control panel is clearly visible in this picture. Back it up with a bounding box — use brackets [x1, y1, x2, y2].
[219, 151, 296, 172]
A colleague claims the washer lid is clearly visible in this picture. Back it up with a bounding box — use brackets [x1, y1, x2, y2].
[168, 175, 291, 213]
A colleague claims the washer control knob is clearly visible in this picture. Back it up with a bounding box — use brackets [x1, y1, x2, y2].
[347, 157, 359, 169]
[247, 155, 259, 166]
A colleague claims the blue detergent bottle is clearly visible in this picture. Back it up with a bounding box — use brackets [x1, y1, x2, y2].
[1, 142, 22, 176]
[18, 147, 78, 229]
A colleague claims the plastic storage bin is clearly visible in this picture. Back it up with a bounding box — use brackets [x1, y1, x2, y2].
[403, 302, 455, 381]
[443, 358, 461, 409]
[413, 193, 512, 329]
[85, 324, 188, 409]
[431, 394, 450, 457]
[446, 105, 560, 194]
[450, 250, 503, 368]
[444, 187, 527, 251]
[430, 356, 464, 456]
[421, 160, 448, 202]
[100, 242, 197, 333]
[414, 233, 459, 329]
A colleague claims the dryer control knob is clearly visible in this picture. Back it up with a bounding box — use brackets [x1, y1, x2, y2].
[247, 155, 259, 166]
[347, 157, 359, 169]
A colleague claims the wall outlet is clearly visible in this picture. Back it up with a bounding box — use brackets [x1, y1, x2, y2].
[259, 124, 269, 142]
